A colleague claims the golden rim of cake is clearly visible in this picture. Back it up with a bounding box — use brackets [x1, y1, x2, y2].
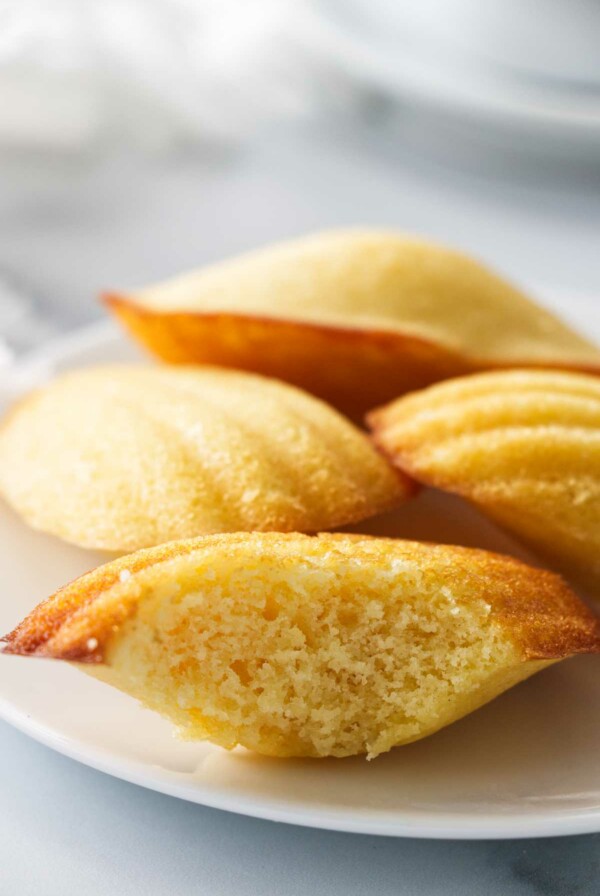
[0, 364, 408, 551]
[103, 230, 600, 416]
[368, 369, 600, 587]
[4, 532, 599, 758]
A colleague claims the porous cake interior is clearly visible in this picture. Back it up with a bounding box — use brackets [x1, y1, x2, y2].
[87, 551, 542, 758]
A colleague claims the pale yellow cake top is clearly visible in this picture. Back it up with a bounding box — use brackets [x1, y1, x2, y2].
[129, 230, 600, 365]
[0, 365, 407, 551]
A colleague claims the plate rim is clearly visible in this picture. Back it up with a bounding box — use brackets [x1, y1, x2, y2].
[4, 691, 600, 840]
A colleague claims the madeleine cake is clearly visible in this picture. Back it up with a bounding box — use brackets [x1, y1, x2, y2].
[104, 231, 600, 416]
[368, 369, 600, 587]
[4, 533, 599, 758]
[0, 365, 408, 551]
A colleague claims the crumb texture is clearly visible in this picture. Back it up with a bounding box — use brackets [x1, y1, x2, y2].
[369, 369, 600, 587]
[0, 364, 407, 551]
[4, 533, 599, 758]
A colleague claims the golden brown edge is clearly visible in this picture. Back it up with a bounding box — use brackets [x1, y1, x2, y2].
[103, 293, 600, 381]
[102, 293, 478, 417]
[102, 293, 468, 361]
[366, 402, 448, 508]
[1, 537, 209, 663]
[3, 533, 599, 667]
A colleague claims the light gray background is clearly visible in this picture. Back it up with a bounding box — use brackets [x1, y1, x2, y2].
[1, 120, 599, 894]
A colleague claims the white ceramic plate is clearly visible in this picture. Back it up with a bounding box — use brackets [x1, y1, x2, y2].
[1, 298, 600, 839]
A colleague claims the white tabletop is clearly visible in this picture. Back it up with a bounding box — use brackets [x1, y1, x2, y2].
[1, 121, 599, 894]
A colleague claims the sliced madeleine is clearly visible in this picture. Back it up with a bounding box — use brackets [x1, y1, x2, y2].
[104, 230, 600, 416]
[0, 365, 408, 552]
[369, 369, 600, 587]
[3, 532, 599, 758]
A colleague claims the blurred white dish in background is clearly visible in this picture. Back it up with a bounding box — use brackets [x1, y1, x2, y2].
[361, 0, 600, 85]
[3, 0, 600, 159]
[314, 0, 600, 156]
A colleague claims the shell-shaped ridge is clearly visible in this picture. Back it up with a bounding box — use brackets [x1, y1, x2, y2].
[368, 369, 600, 588]
[0, 364, 408, 551]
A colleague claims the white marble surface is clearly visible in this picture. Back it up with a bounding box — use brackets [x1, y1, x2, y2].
[1, 121, 600, 893]
[2, 721, 600, 896]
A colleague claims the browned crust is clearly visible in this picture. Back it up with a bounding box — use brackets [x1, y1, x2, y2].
[367, 405, 426, 472]
[3, 533, 600, 666]
[103, 294, 600, 418]
[426, 542, 600, 661]
[1, 537, 208, 663]
[102, 294, 476, 419]
[367, 408, 470, 503]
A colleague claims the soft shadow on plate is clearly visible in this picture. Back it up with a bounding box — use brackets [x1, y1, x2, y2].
[215, 656, 600, 815]
[344, 487, 536, 560]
